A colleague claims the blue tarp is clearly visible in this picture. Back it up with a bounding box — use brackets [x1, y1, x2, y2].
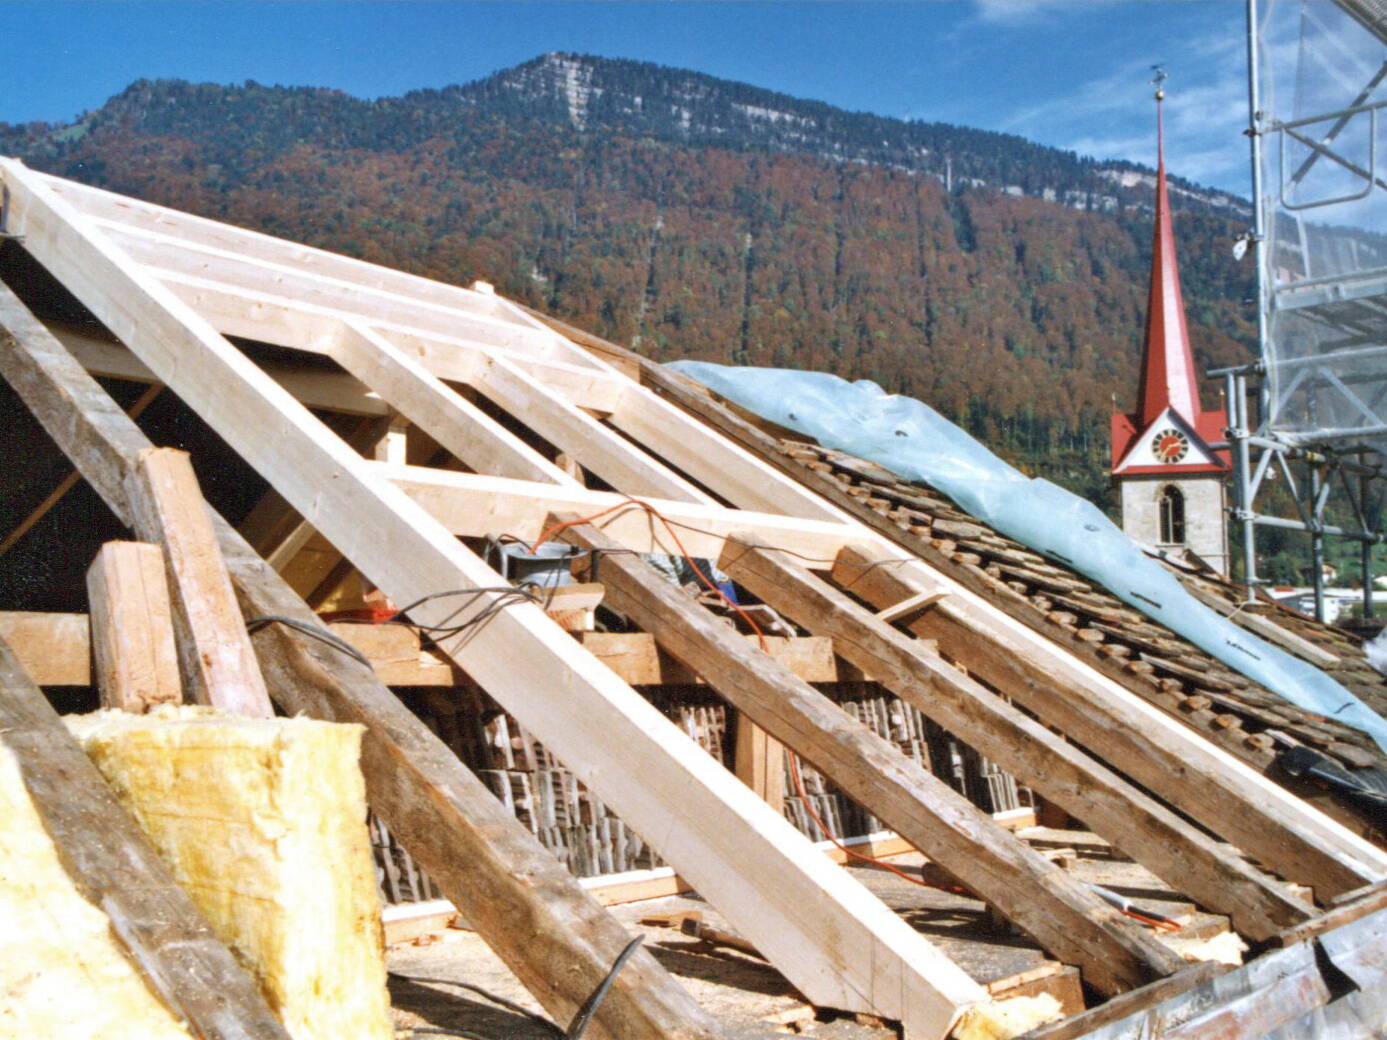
[669, 361, 1387, 755]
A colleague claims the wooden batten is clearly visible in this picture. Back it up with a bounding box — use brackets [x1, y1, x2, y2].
[86, 541, 182, 712]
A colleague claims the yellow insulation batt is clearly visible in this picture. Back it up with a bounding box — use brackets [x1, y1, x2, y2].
[65, 706, 393, 1040]
[0, 744, 192, 1040]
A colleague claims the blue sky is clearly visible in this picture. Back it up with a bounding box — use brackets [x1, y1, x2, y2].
[1, 1, 1261, 194]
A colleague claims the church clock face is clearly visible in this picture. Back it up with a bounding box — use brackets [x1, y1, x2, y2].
[1151, 428, 1189, 463]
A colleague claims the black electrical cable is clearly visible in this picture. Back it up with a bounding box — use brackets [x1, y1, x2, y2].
[563, 935, 645, 1040]
[388, 974, 561, 1036]
[244, 615, 373, 668]
[389, 934, 645, 1040]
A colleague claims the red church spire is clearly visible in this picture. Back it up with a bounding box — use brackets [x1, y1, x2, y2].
[1109, 71, 1228, 477]
[1134, 81, 1202, 427]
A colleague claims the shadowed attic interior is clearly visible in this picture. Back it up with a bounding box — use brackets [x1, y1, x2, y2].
[0, 163, 1385, 1040]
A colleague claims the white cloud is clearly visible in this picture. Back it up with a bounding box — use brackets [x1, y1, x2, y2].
[997, 23, 1267, 193]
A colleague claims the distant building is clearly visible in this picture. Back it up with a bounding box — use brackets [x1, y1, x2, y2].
[1110, 91, 1230, 573]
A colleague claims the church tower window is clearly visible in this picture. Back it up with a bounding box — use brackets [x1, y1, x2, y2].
[1158, 485, 1185, 545]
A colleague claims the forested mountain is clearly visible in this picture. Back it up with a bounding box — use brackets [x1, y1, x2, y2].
[0, 53, 1260, 503]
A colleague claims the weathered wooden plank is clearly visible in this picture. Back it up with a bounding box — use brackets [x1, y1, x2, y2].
[831, 544, 1387, 897]
[0, 611, 91, 685]
[0, 634, 293, 1040]
[0, 382, 161, 558]
[0, 164, 991, 1037]
[563, 519, 1185, 997]
[86, 541, 183, 712]
[125, 447, 274, 718]
[577, 631, 841, 684]
[721, 538, 1316, 942]
[0, 274, 725, 1040]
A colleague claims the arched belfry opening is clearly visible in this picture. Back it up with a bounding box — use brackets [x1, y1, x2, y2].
[1158, 484, 1185, 545]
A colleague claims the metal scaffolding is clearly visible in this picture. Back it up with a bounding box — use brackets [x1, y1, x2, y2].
[1219, 0, 1387, 620]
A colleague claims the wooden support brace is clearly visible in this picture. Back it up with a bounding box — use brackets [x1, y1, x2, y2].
[564, 519, 1185, 997]
[830, 543, 1387, 898]
[719, 536, 1317, 942]
[0, 382, 161, 558]
[125, 447, 274, 718]
[876, 588, 949, 623]
[0, 634, 293, 1040]
[0, 276, 723, 1040]
[86, 541, 182, 712]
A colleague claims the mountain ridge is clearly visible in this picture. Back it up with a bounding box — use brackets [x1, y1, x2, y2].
[0, 53, 1260, 503]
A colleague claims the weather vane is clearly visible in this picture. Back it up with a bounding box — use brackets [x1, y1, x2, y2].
[1150, 64, 1168, 102]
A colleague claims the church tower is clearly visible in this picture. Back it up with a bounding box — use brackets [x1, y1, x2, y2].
[1111, 77, 1231, 573]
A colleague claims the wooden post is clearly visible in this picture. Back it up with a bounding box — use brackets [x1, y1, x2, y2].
[0, 634, 292, 1040]
[0, 278, 723, 1040]
[733, 715, 785, 811]
[124, 447, 274, 718]
[86, 541, 182, 712]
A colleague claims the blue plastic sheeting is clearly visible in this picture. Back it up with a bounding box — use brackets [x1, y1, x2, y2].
[668, 361, 1387, 755]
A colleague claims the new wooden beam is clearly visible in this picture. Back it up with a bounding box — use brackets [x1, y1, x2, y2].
[386, 463, 856, 559]
[328, 320, 579, 485]
[157, 271, 628, 412]
[86, 541, 182, 712]
[99, 217, 563, 357]
[720, 537, 1316, 942]
[469, 352, 715, 503]
[563, 519, 1185, 997]
[53, 322, 391, 416]
[0, 635, 293, 1040]
[830, 544, 1387, 898]
[0, 612, 90, 685]
[0, 160, 998, 1037]
[0, 275, 723, 1040]
[125, 447, 274, 718]
[38, 172, 533, 332]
